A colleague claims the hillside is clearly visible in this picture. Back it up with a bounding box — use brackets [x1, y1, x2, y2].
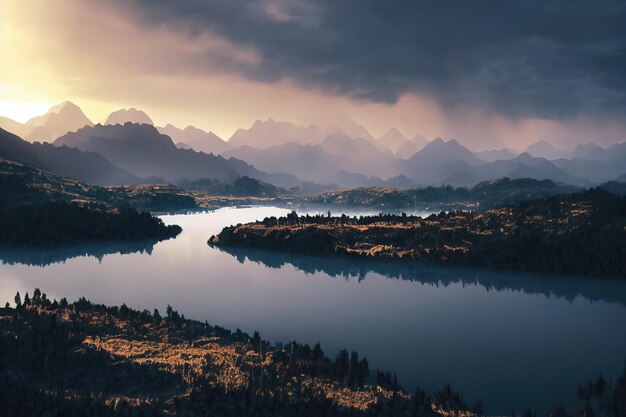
[0, 292, 481, 417]
[303, 178, 582, 211]
[0, 127, 138, 185]
[0, 157, 197, 212]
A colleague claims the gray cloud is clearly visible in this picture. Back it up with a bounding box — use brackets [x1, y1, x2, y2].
[118, 0, 626, 119]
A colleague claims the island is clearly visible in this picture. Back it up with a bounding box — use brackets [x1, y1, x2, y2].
[209, 189, 626, 278]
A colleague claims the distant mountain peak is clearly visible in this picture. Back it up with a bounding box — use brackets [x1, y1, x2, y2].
[229, 118, 324, 149]
[156, 123, 229, 154]
[48, 101, 81, 114]
[514, 152, 539, 163]
[381, 127, 405, 138]
[377, 127, 409, 153]
[105, 108, 154, 126]
[23, 101, 93, 141]
[524, 140, 564, 160]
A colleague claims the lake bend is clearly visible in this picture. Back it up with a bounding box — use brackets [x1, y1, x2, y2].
[1, 206, 625, 415]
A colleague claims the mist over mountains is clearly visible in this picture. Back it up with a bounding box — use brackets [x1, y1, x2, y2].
[105, 108, 154, 126]
[1, 102, 626, 190]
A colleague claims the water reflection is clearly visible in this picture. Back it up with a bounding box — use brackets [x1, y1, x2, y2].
[0, 207, 625, 415]
[0, 241, 160, 267]
[215, 245, 626, 308]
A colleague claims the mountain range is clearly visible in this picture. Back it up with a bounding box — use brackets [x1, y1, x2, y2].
[157, 124, 232, 155]
[53, 123, 301, 187]
[0, 127, 138, 184]
[1, 101, 625, 190]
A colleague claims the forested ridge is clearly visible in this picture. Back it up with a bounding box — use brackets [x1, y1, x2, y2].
[210, 189, 626, 278]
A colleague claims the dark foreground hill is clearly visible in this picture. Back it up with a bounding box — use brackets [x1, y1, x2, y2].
[210, 189, 626, 278]
[2, 291, 624, 417]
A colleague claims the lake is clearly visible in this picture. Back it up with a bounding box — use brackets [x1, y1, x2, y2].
[1, 206, 625, 415]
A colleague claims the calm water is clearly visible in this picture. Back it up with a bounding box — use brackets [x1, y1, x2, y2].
[1, 206, 626, 415]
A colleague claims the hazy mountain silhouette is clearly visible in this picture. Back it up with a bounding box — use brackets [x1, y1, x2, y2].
[24, 101, 93, 142]
[0, 116, 31, 138]
[323, 120, 374, 141]
[376, 128, 410, 153]
[225, 133, 587, 187]
[553, 142, 626, 183]
[224, 142, 347, 184]
[228, 118, 325, 148]
[105, 108, 154, 125]
[321, 171, 416, 188]
[474, 148, 519, 162]
[54, 123, 302, 187]
[401, 138, 484, 184]
[0, 127, 137, 184]
[571, 143, 607, 160]
[320, 133, 397, 170]
[395, 134, 429, 159]
[4, 104, 623, 188]
[447, 153, 582, 186]
[158, 124, 232, 155]
[0, 102, 93, 142]
[225, 132, 401, 185]
[524, 140, 566, 160]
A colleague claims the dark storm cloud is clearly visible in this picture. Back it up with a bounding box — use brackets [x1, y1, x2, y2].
[121, 0, 626, 119]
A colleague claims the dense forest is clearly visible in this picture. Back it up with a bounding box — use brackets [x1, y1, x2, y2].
[0, 290, 470, 417]
[2, 290, 624, 417]
[210, 189, 626, 278]
[0, 202, 181, 247]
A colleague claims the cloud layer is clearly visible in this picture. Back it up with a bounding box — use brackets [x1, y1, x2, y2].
[122, 0, 626, 119]
[1, 0, 625, 149]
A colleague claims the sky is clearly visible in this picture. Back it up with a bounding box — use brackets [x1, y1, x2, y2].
[1, 0, 625, 150]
